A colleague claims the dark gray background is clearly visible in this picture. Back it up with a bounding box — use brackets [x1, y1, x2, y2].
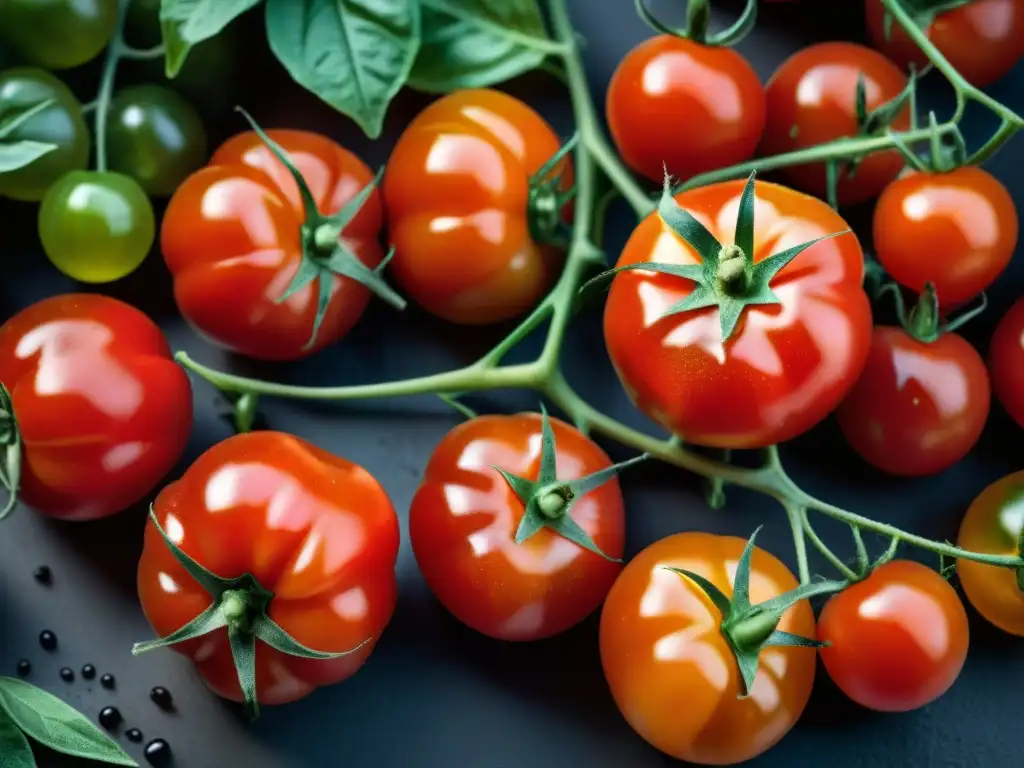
[2, 1, 1023, 766]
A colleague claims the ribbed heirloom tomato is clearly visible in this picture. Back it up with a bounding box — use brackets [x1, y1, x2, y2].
[990, 298, 1024, 429]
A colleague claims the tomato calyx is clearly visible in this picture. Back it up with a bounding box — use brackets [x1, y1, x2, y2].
[635, 0, 758, 48]
[528, 132, 578, 246]
[218, 390, 263, 435]
[0, 385, 21, 520]
[891, 112, 969, 174]
[879, 0, 972, 39]
[884, 281, 987, 344]
[132, 509, 368, 719]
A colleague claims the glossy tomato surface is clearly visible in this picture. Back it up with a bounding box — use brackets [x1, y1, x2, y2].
[0, 0, 116, 70]
[137, 431, 400, 705]
[600, 532, 816, 765]
[990, 297, 1024, 429]
[818, 560, 969, 712]
[606, 35, 766, 184]
[409, 413, 624, 641]
[604, 179, 872, 449]
[383, 88, 572, 325]
[836, 327, 990, 476]
[760, 42, 910, 206]
[0, 294, 192, 520]
[162, 130, 384, 361]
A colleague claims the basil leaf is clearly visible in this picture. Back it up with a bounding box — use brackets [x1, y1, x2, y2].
[0, 141, 57, 173]
[161, 19, 193, 78]
[0, 678, 137, 766]
[0, 712, 34, 768]
[264, 0, 420, 138]
[160, 0, 262, 44]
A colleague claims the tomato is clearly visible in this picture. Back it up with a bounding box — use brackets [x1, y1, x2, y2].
[39, 171, 155, 283]
[0, 67, 89, 202]
[836, 326, 990, 476]
[383, 88, 572, 325]
[0, 294, 192, 521]
[409, 413, 624, 641]
[865, 0, 1024, 88]
[818, 560, 969, 712]
[137, 431, 400, 706]
[600, 532, 816, 765]
[106, 85, 208, 197]
[162, 129, 385, 361]
[606, 35, 765, 184]
[0, 0, 116, 70]
[873, 167, 1018, 307]
[760, 42, 910, 206]
[990, 298, 1024, 429]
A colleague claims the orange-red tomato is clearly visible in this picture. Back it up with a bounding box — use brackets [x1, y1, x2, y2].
[606, 35, 766, 184]
[600, 532, 816, 765]
[873, 167, 1018, 307]
[990, 297, 1024, 429]
[0, 294, 192, 521]
[604, 179, 872, 449]
[383, 89, 572, 325]
[162, 130, 384, 361]
[408, 414, 624, 641]
[818, 560, 969, 712]
[137, 431, 400, 705]
[760, 42, 910, 206]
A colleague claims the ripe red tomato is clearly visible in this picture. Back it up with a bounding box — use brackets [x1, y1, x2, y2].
[409, 413, 624, 641]
[600, 532, 816, 764]
[606, 35, 766, 184]
[836, 326, 990, 476]
[162, 129, 384, 361]
[383, 89, 572, 325]
[873, 168, 1018, 307]
[760, 42, 910, 206]
[818, 560, 969, 712]
[865, 0, 1024, 88]
[990, 298, 1024, 429]
[0, 294, 192, 521]
[137, 431, 400, 705]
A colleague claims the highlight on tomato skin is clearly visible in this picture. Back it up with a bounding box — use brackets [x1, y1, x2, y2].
[989, 298, 1024, 430]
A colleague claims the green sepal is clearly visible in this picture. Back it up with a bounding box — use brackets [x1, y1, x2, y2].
[860, 68, 916, 137]
[325, 166, 385, 228]
[885, 0, 972, 34]
[633, 0, 757, 47]
[229, 626, 258, 720]
[882, 281, 988, 344]
[0, 384, 22, 521]
[145, 509, 233, 596]
[253, 615, 369, 659]
[538, 403, 558, 483]
[661, 567, 732, 616]
[132, 602, 228, 655]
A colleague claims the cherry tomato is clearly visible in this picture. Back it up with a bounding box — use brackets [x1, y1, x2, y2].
[760, 42, 910, 206]
[873, 168, 1018, 307]
[0, 294, 192, 520]
[383, 88, 572, 325]
[39, 171, 155, 283]
[606, 35, 765, 184]
[818, 560, 969, 712]
[137, 431, 400, 705]
[836, 326, 990, 476]
[600, 532, 816, 765]
[990, 298, 1024, 429]
[604, 178, 871, 449]
[409, 414, 624, 641]
[0, 0, 116, 70]
[0, 67, 89, 202]
[865, 0, 1024, 88]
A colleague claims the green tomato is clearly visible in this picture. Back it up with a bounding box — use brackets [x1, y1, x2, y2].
[0, 0, 117, 70]
[39, 171, 155, 283]
[0, 67, 89, 202]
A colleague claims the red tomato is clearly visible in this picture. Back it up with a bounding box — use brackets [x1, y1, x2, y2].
[408, 414, 624, 641]
[604, 178, 872, 449]
[818, 560, 969, 712]
[990, 297, 1024, 429]
[606, 35, 766, 184]
[865, 0, 1024, 88]
[760, 42, 910, 206]
[600, 532, 816, 764]
[137, 431, 400, 705]
[383, 89, 572, 325]
[873, 168, 1018, 307]
[836, 326, 990, 476]
[0, 294, 192, 521]
[162, 130, 384, 361]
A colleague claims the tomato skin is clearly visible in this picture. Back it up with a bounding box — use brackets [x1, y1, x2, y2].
[137, 431, 400, 705]
[606, 35, 766, 184]
[0, 294, 192, 521]
[836, 327, 990, 476]
[600, 532, 816, 765]
[760, 42, 910, 206]
[409, 414, 624, 641]
[162, 130, 383, 361]
[604, 179, 872, 449]
[383, 89, 572, 325]
[990, 298, 1024, 429]
[0, 0, 116, 70]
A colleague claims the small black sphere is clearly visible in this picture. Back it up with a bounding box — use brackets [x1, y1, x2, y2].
[143, 738, 172, 767]
[32, 565, 52, 585]
[81, 664, 96, 680]
[98, 706, 122, 730]
[149, 686, 173, 711]
[39, 630, 57, 651]
[100, 673, 115, 690]
[59, 667, 74, 683]
[126, 728, 144, 743]
[15, 660, 31, 677]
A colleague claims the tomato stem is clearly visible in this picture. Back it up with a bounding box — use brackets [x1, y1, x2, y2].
[92, 0, 135, 173]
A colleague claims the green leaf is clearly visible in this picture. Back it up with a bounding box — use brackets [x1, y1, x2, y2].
[147, 509, 233, 597]
[160, 19, 192, 78]
[537, 404, 558, 485]
[253, 616, 367, 659]
[0, 712, 34, 768]
[662, 567, 732, 617]
[132, 602, 227, 655]
[0, 98, 56, 141]
[0, 678, 137, 766]
[229, 626, 259, 720]
[0, 141, 56, 174]
[160, 0, 262, 45]
[0, 384, 21, 521]
[265, 0, 420, 138]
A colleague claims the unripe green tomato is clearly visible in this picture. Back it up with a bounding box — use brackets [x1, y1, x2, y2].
[0, 0, 117, 70]
[39, 171, 155, 283]
[0, 67, 89, 202]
